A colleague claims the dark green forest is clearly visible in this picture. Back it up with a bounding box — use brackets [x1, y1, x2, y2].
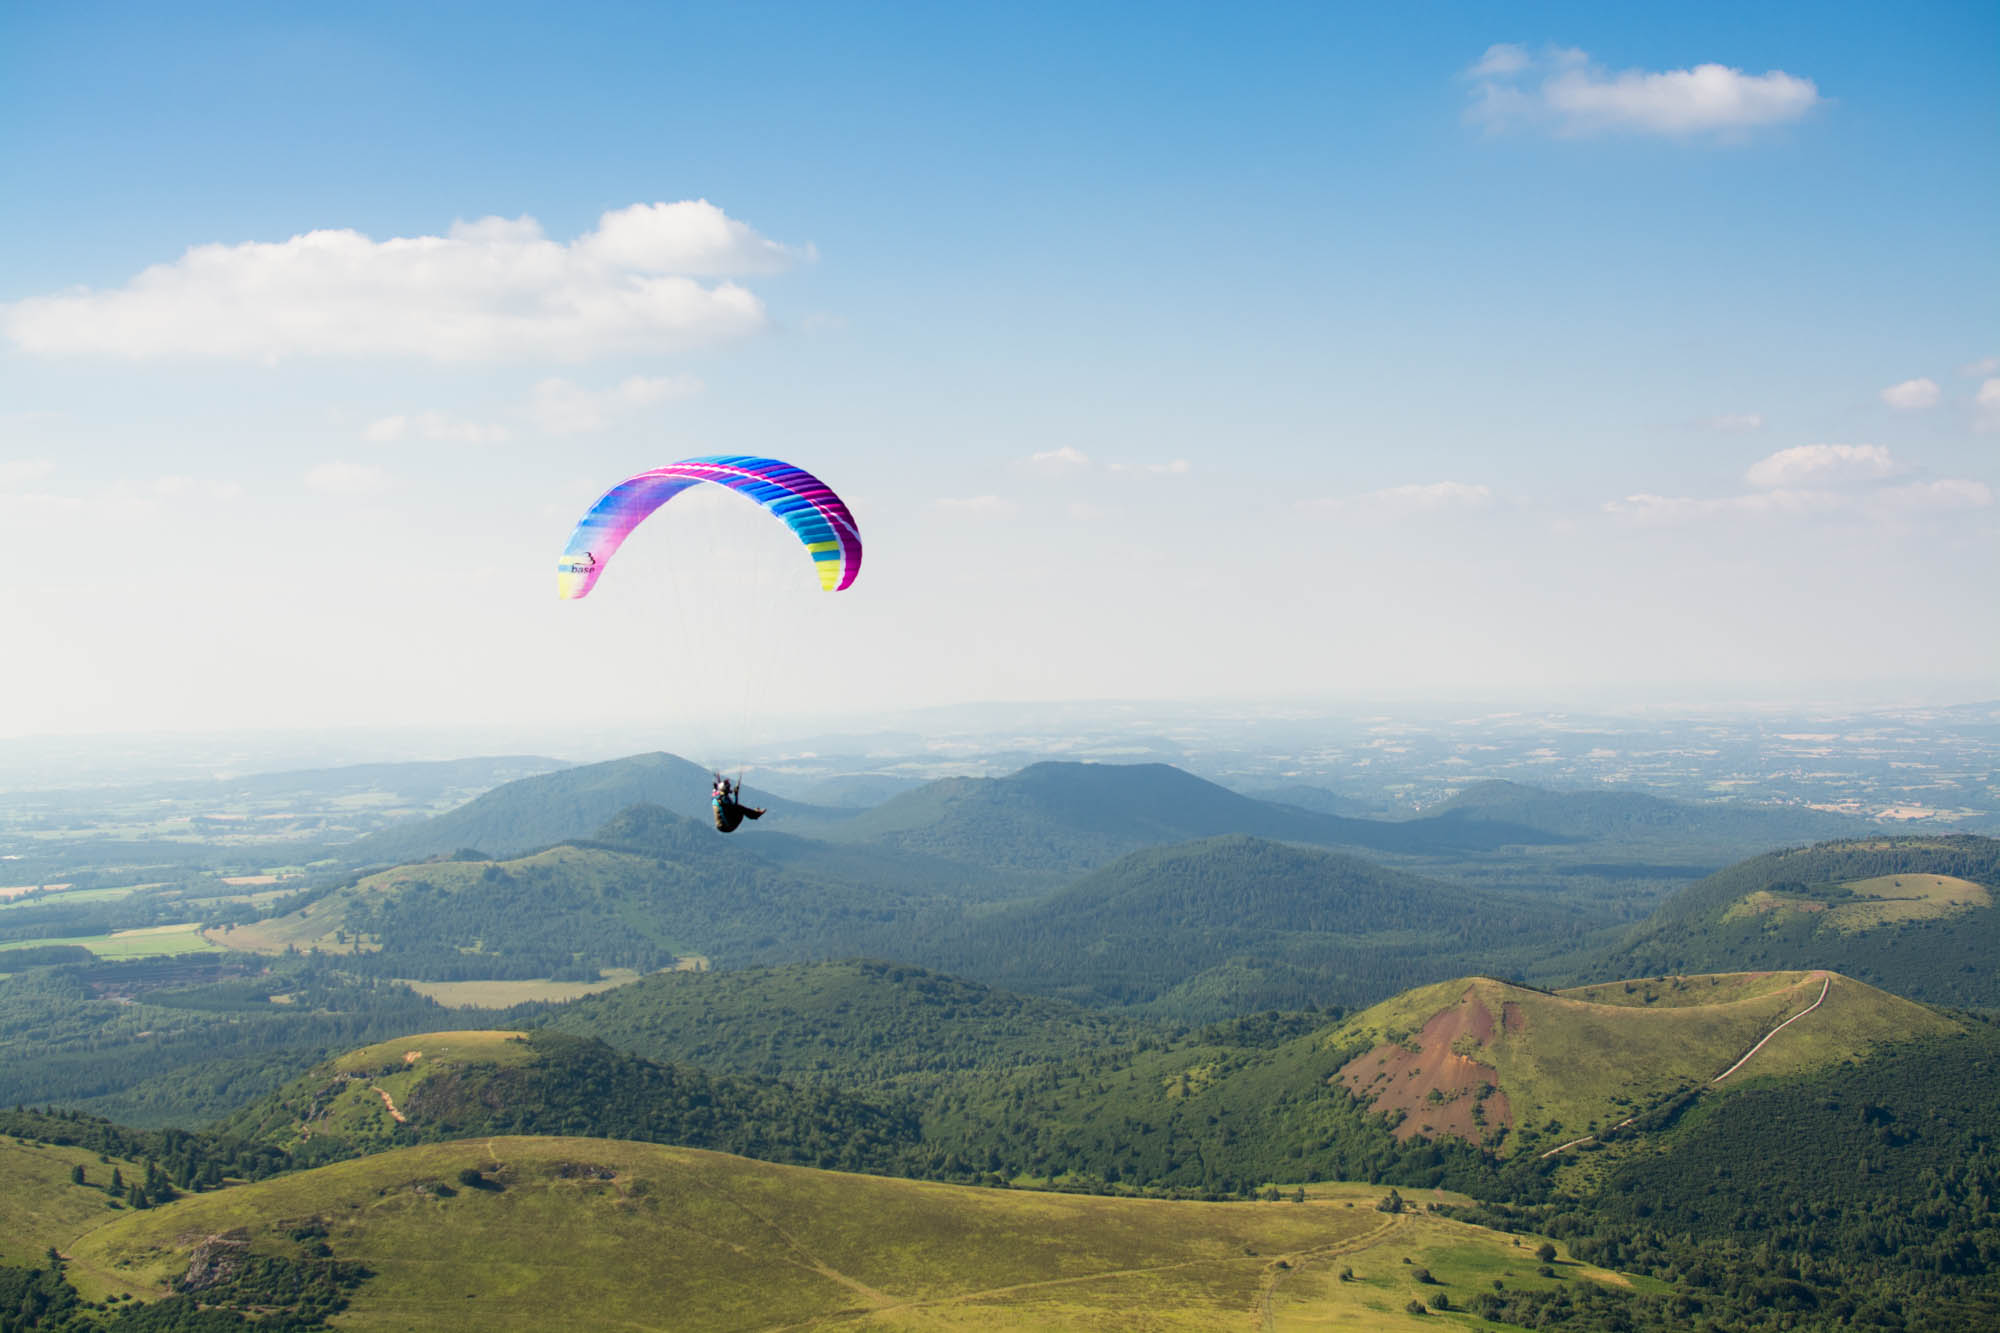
[1601, 836, 2000, 1006]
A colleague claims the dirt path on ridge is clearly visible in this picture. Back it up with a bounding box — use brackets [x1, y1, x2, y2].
[1540, 972, 1832, 1160]
[1257, 1210, 1406, 1330]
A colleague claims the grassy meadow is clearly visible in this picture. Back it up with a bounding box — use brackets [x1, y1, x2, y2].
[0, 1136, 148, 1265]
[63, 1136, 1638, 1331]
[0, 922, 221, 960]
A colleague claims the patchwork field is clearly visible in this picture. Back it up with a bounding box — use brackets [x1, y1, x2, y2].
[0, 922, 221, 959]
[62, 1137, 1640, 1331]
[398, 971, 646, 1007]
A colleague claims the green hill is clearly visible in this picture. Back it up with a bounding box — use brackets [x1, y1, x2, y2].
[823, 761, 1564, 876]
[216, 806, 973, 979]
[1321, 970, 1958, 1157]
[1596, 835, 2000, 1004]
[903, 967, 1957, 1206]
[216, 1028, 925, 1176]
[893, 835, 1591, 1017]
[541, 959, 1146, 1091]
[1433, 779, 1870, 852]
[344, 752, 848, 864]
[60, 1135, 1635, 1332]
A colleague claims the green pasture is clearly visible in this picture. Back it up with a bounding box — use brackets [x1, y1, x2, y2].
[0, 923, 220, 959]
[63, 1136, 1638, 1331]
[399, 970, 645, 1007]
[0, 1136, 146, 1264]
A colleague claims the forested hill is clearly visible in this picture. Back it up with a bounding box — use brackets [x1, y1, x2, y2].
[344, 751, 848, 864]
[541, 959, 1147, 1090]
[822, 761, 1562, 875]
[889, 835, 1588, 1017]
[1594, 835, 2000, 1005]
[217, 1029, 926, 1176]
[1432, 780, 1871, 853]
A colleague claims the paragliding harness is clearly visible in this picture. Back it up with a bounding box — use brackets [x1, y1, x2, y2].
[711, 775, 765, 834]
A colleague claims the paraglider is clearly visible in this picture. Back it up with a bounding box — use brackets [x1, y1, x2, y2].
[711, 775, 764, 833]
[557, 454, 861, 833]
[557, 455, 861, 600]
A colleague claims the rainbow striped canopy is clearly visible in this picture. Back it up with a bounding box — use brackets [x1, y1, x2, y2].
[557, 455, 862, 599]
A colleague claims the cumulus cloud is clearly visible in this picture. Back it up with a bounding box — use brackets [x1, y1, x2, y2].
[1701, 412, 1764, 433]
[364, 412, 511, 444]
[1976, 378, 2000, 433]
[579, 201, 809, 275]
[305, 461, 391, 497]
[1467, 45, 1822, 137]
[1744, 443, 1895, 489]
[1609, 444, 1988, 524]
[529, 375, 700, 435]
[1961, 355, 2000, 378]
[1880, 377, 1941, 410]
[1303, 481, 1494, 518]
[3, 201, 795, 363]
[0, 459, 56, 488]
[1028, 446, 1091, 468]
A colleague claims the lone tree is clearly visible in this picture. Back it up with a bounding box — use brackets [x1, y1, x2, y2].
[1377, 1188, 1405, 1214]
[1535, 1242, 1557, 1263]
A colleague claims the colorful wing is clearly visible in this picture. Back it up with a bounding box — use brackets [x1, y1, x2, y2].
[558, 455, 862, 599]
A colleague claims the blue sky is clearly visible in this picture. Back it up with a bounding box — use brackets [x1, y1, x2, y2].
[2, 1, 1995, 740]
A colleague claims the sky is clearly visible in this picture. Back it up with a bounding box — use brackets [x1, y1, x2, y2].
[2, 0, 1996, 743]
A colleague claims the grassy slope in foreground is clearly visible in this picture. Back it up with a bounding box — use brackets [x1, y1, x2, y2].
[0, 1136, 147, 1263]
[1327, 971, 1959, 1154]
[64, 1136, 1643, 1332]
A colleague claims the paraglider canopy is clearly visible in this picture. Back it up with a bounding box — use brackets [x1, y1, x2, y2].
[558, 455, 861, 599]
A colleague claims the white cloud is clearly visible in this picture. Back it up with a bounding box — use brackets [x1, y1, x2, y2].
[1700, 412, 1764, 433]
[305, 461, 391, 497]
[529, 375, 701, 435]
[1604, 489, 1842, 524]
[1976, 378, 2000, 433]
[1875, 479, 1993, 512]
[1029, 446, 1091, 468]
[1304, 481, 1493, 517]
[1880, 377, 1941, 410]
[1609, 443, 1989, 524]
[3, 201, 793, 363]
[0, 459, 56, 488]
[1468, 46, 1822, 137]
[1960, 356, 2000, 378]
[933, 495, 1016, 517]
[1105, 459, 1192, 475]
[1469, 43, 1531, 79]
[579, 200, 810, 275]
[363, 412, 510, 444]
[1744, 443, 1895, 489]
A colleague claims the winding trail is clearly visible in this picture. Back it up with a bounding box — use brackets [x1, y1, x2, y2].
[1539, 972, 1832, 1160]
[1257, 1210, 1405, 1331]
[1712, 973, 1831, 1084]
[369, 1086, 407, 1123]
